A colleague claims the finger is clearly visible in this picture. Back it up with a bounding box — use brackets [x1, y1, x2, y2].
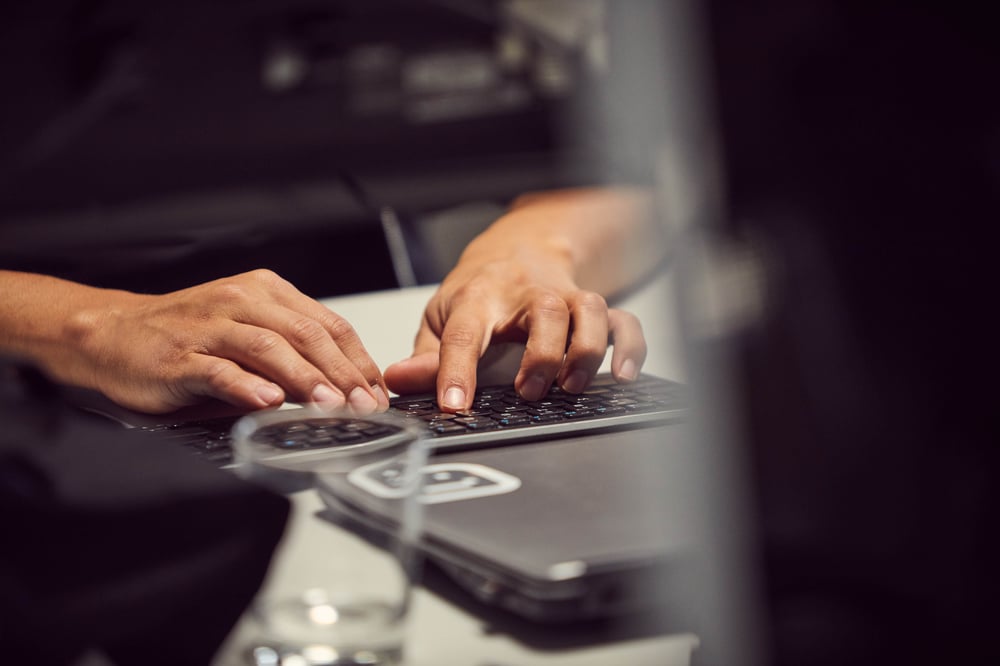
[435, 313, 491, 412]
[209, 320, 365, 410]
[557, 291, 610, 394]
[235, 304, 383, 414]
[384, 351, 440, 395]
[312, 309, 386, 391]
[607, 309, 647, 382]
[245, 271, 386, 402]
[513, 292, 571, 401]
[178, 353, 287, 409]
[385, 316, 442, 396]
[286, 309, 385, 413]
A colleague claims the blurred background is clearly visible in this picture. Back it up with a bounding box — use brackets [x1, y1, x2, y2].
[0, 0, 621, 296]
[2, 2, 996, 665]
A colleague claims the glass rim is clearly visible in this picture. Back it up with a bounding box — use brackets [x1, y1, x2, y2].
[230, 404, 426, 473]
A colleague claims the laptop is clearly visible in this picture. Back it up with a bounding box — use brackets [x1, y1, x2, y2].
[315, 418, 699, 623]
[124, 372, 686, 468]
[121, 371, 693, 622]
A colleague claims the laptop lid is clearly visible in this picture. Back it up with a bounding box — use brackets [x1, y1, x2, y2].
[318, 420, 701, 622]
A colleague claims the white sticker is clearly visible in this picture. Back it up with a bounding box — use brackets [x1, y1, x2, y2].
[349, 462, 521, 504]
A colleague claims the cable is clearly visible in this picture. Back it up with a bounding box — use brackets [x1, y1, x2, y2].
[338, 172, 419, 288]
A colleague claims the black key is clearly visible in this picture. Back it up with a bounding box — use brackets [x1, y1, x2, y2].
[360, 425, 397, 438]
[593, 406, 627, 416]
[497, 415, 531, 426]
[431, 423, 467, 434]
[536, 399, 568, 408]
[454, 416, 496, 427]
[605, 398, 638, 407]
[421, 412, 456, 421]
[527, 408, 564, 417]
[496, 404, 530, 413]
[399, 401, 435, 411]
[460, 420, 500, 431]
[191, 438, 230, 451]
[455, 409, 494, 417]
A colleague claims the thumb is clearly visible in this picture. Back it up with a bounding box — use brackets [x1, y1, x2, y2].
[384, 350, 440, 395]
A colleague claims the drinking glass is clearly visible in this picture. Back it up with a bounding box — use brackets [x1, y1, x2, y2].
[232, 406, 427, 666]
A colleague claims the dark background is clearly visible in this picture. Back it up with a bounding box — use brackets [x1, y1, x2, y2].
[705, 1, 998, 663]
[3, 2, 997, 664]
[0, 0, 595, 296]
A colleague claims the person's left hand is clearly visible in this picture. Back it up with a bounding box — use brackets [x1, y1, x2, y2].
[383, 254, 647, 412]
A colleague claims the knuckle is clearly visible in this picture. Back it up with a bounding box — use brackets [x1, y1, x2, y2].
[211, 282, 250, 306]
[573, 291, 608, 313]
[529, 291, 569, 318]
[323, 314, 358, 342]
[288, 316, 327, 347]
[249, 268, 282, 285]
[440, 326, 478, 350]
[323, 358, 363, 389]
[449, 280, 488, 305]
[203, 359, 238, 392]
[247, 331, 281, 356]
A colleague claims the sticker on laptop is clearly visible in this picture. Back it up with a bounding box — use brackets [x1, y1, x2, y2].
[349, 462, 521, 504]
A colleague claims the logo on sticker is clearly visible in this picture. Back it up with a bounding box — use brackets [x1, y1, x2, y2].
[349, 462, 521, 504]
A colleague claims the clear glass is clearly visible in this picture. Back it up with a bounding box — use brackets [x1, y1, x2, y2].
[232, 407, 428, 666]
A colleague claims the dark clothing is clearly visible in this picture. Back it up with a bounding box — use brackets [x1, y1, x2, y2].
[0, 361, 289, 665]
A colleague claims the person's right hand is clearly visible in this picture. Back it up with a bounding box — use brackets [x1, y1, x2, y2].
[58, 269, 389, 414]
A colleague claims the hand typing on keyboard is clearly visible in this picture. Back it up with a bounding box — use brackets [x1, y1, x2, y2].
[0, 269, 389, 414]
[136, 373, 686, 467]
[384, 188, 666, 412]
[1, 189, 664, 419]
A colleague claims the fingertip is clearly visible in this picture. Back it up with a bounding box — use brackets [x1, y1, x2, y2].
[560, 369, 589, 394]
[311, 383, 346, 408]
[440, 385, 467, 411]
[255, 383, 285, 407]
[518, 373, 549, 401]
[348, 385, 379, 414]
[373, 384, 390, 411]
[616, 358, 640, 383]
[608, 308, 647, 383]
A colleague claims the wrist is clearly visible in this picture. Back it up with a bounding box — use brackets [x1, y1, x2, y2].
[458, 231, 576, 283]
[37, 287, 142, 391]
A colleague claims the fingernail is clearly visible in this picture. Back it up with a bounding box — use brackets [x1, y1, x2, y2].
[373, 385, 390, 410]
[520, 374, 548, 401]
[348, 386, 378, 414]
[619, 359, 638, 382]
[562, 369, 588, 394]
[256, 383, 283, 405]
[311, 384, 345, 407]
[442, 387, 466, 411]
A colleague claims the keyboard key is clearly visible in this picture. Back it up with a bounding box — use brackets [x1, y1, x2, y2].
[135, 373, 686, 466]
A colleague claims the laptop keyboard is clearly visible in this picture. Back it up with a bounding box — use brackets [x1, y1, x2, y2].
[132, 374, 686, 467]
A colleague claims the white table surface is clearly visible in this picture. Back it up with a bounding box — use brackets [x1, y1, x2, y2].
[213, 272, 699, 666]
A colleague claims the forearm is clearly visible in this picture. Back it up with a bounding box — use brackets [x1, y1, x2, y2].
[457, 187, 666, 297]
[0, 269, 389, 414]
[0, 270, 132, 385]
